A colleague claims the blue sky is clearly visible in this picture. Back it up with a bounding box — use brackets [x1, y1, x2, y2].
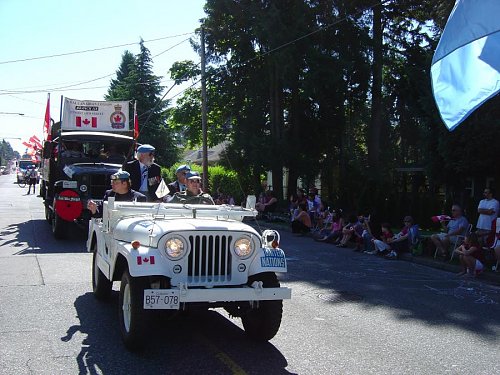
[0, 0, 206, 154]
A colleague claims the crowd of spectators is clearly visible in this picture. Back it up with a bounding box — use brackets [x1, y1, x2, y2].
[249, 185, 500, 275]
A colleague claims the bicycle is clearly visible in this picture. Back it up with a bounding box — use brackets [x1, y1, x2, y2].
[17, 173, 29, 188]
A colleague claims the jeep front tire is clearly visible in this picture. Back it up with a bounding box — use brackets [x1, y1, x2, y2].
[118, 268, 150, 351]
[241, 272, 283, 341]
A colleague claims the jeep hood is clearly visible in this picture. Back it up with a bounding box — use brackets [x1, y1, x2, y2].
[112, 217, 260, 247]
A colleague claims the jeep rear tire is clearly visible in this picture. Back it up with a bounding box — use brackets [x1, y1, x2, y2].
[241, 272, 283, 341]
[92, 249, 112, 301]
[52, 212, 66, 239]
[118, 268, 150, 351]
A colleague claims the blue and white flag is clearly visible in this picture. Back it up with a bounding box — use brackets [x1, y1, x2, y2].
[431, 0, 500, 131]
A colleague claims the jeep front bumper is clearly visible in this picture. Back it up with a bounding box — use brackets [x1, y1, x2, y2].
[144, 282, 291, 310]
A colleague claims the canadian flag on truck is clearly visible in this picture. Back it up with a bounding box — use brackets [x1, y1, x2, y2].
[76, 116, 97, 128]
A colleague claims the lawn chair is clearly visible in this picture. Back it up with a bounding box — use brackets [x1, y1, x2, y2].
[409, 224, 422, 255]
[449, 223, 473, 261]
[484, 218, 500, 271]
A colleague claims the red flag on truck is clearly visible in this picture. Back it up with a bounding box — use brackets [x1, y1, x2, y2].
[43, 94, 51, 141]
[133, 101, 139, 139]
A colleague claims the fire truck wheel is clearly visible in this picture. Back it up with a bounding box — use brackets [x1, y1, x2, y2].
[52, 213, 67, 239]
[118, 268, 150, 351]
[241, 272, 283, 341]
[92, 249, 112, 300]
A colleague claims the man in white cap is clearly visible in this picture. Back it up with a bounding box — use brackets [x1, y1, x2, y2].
[169, 171, 214, 205]
[122, 144, 162, 201]
[87, 171, 147, 217]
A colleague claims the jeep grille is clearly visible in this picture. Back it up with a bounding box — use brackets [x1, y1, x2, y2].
[187, 234, 232, 283]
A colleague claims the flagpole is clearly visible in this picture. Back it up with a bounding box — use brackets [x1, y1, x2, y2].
[59, 95, 64, 138]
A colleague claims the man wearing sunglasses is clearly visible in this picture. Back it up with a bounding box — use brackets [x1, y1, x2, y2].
[167, 164, 191, 196]
[87, 170, 147, 218]
[169, 171, 214, 205]
[123, 144, 162, 201]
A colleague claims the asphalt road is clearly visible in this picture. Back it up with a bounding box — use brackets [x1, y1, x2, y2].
[0, 173, 499, 374]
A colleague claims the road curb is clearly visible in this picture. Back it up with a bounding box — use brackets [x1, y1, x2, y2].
[400, 253, 500, 285]
[255, 220, 500, 286]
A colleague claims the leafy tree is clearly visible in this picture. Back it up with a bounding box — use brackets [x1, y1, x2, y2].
[166, 0, 499, 225]
[0, 140, 17, 166]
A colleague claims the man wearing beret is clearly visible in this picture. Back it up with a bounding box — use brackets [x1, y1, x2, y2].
[87, 171, 147, 218]
[122, 144, 162, 201]
[167, 164, 190, 196]
[169, 171, 214, 205]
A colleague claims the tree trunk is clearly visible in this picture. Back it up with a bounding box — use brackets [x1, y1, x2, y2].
[269, 61, 284, 200]
[368, 1, 383, 174]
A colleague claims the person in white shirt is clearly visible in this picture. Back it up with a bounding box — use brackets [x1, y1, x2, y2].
[476, 188, 499, 242]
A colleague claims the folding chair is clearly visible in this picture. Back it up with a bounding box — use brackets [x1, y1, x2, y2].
[408, 224, 421, 255]
[484, 218, 500, 271]
[449, 223, 473, 261]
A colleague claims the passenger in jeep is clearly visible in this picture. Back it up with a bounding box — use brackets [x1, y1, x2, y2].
[169, 171, 214, 205]
[87, 171, 147, 217]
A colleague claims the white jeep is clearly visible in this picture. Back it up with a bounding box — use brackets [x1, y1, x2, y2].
[87, 198, 291, 351]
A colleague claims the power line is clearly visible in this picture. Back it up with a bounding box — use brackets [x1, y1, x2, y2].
[0, 32, 194, 65]
[162, 0, 393, 104]
[152, 37, 192, 58]
[1, 37, 192, 95]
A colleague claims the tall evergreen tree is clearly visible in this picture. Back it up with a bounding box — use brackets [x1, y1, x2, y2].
[106, 40, 178, 166]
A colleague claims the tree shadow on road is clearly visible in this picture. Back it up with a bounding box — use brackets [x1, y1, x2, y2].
[279, 229, 500, 343]
[62, 292, 295, 375]
[0, 219, 87, 255]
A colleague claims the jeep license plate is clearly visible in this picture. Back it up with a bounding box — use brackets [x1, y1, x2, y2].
[143, 289, 180, 310]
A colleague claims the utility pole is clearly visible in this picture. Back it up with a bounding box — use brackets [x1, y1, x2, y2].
[200, 25, 209, 191]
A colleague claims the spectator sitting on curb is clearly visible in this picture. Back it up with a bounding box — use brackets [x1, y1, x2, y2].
[454, 232, 485, 277]
[359, 214, 374, 252]
[384, 216, 414, 260]
[291, 202, 312, 235]
[315, 209, 344, 243]
[337, 214, 363, 248]
[366, 222, 394, 255]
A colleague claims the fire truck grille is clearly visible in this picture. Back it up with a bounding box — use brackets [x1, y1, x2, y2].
[188, 234, 232, 283]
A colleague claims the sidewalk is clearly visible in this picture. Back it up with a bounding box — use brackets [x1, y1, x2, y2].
[257, 219, 500, 286]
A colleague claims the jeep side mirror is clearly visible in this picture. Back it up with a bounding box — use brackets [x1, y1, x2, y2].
[42, 142, 53, 158]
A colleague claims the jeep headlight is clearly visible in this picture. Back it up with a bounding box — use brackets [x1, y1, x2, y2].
[234, 237, 253, 259]
[164, 237, 186, 259]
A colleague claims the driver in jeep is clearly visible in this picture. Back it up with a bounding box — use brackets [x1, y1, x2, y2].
[168, 171, 214, 205]
[87, 170, 147, 217]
